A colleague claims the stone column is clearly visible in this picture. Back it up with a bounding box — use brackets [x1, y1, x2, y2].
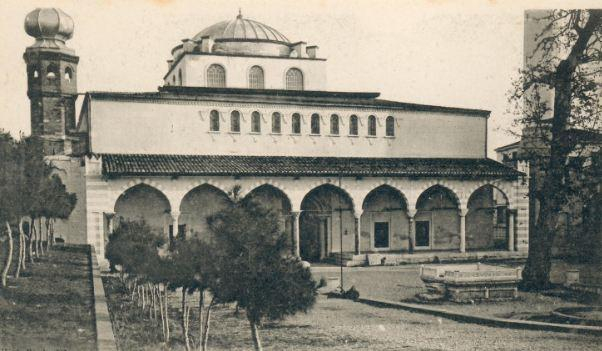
[459, 208, 467, 253]
[354, 213, 362, 255]
[106, 212, 115, 235]
[407, 208, 417, 254]
[292, 211, 301, 257]
[171, 211, 180, 238]
[508, 210, 515, 251]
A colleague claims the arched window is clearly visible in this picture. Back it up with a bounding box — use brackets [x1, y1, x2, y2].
[46, 64, 58, 80]
[368, 115, 377, 136]
[64, 67, 73, 82]
[272, 112, 281, 133]
[248, 66, 265, 89]
[285, 68, 304, 90]
[291, 113, 301, 134]
[230, 110, 241, 132]
[330, 114, 339, 135]
[178, 69, 183, 85]
[209, 110, 220, 131]
[349, 115, 359, 136]
[311, 113, 320, 134]
[207, 64, 226, 88]
[386, 116, 395, 136]
[251, 111, 261, 133]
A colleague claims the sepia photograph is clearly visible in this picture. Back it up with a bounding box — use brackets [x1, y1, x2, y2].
[0, 0, 600, 350]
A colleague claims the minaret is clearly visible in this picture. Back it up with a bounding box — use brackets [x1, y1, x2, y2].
[24, 8, 79, 155]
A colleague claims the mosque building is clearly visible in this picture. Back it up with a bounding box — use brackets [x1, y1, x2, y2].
[23, 8, 529, 266]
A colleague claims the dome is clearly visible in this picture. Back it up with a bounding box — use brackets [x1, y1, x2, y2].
[25, 8, 74, 43]
[192, 13, 289, 43]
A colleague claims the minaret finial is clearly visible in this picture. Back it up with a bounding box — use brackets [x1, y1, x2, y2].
[237, 8, 242, 19]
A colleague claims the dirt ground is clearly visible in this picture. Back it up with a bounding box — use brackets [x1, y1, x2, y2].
[103, 275, 602, 351]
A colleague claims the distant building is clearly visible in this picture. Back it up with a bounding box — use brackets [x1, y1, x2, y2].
[23, 8, 528, 266]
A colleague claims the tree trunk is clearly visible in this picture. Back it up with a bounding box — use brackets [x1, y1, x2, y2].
[158, 285, 167, 342]
[49, 218, 55, 247]
[248, 317, 263, 351]
[37, 218, 43, 256]
[44, 218, 50, 253]
[521, 197, 556, 290]
[164, 285, 170, 342]
[198, 290, 204, 351]
[2, 222, 14, 287]
[27, 218, 34, 263]
[31, 218, 39, 259]
[202, 296, 215, 351]
[181, 289, 191, 351]
[15, 217, 25, 278]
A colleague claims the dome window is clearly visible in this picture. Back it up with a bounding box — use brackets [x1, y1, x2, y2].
[272, 112, 282, 134]
[291, 113, 301, 134]
[251, 111, 261, 133]
[330, 114, 339, 135]
[230, 111, 241, 132]
[178, 69, 183, 85]
[368, 115, 377, 136]
[46, 64, 59, 80]
[209, 110, 220, 131]
[349, 115, 358, 136]
[207, 64, 226, 88]
[249, 66, 265, 89]
[285, 68, 303, 90]
[311, 114, 320, 135]
[386, 116, 395, 137]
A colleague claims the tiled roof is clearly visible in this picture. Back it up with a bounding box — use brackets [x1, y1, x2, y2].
[101, 154, 522, 179]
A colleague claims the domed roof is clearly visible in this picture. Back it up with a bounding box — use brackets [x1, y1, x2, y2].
[25, 8, 74, 42]
[192, 12, 289, 43]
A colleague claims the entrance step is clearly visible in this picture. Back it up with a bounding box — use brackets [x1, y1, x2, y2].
[330, 253, 368, 267]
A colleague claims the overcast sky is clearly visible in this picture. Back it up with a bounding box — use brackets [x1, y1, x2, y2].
[0, 0, 595, 156]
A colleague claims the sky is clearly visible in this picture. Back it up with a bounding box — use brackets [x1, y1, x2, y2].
[0, 0, 596, 157]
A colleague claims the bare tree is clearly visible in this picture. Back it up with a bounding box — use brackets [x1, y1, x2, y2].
[509, 10, 602, 290]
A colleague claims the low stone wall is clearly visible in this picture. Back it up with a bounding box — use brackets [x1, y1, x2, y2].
[89, 247, 117, 351]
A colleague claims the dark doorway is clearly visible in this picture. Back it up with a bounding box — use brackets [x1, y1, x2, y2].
[374, 222, 389, 248]
[415, 221, 430, 247]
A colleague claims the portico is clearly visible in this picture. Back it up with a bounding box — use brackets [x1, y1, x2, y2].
[87, 154, 528, 265]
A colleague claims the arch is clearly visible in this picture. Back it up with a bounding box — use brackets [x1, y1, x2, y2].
[300, 184, 356, 261]
[362, 185, 409, 251]
[349, 115, 359, 136]
[310, 113, 320, 135]
[368, 115, 377, 136]
[386, 116, 395, 136]
[209, 110, 220, 131]
[291, 113, 301, 134]
[248, 65, 265, 89]
[466, 181, 514, 209]
[64, 66, 73, 82]
[272, 112, 282, 133]
[46, 63, 59, 80]
[244, 184, 292, 217]
[230, 110, 241, 132]
[330, 114, 339, 135]
[114, 183, 172, 237]
[207, 64, 226, 88]
[251, 111, 261, 133]
[466, 184, 510, 251]
[415, 185, 461, 250]
[285, 68, 304, 90]
[179, 184, 232, 241]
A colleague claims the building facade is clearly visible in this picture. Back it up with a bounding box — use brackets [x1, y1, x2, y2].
[24, 8, 529, 266]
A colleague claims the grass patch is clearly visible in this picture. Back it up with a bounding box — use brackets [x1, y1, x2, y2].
[0, 245, 96, 350]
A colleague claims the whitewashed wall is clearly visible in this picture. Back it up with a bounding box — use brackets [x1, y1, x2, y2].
[88, 99, 487, 158]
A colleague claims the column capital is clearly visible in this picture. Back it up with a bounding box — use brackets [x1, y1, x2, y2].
[170, 211, 181, 219]
[407, 208, 417, 218]
[459, 208, 468, 217]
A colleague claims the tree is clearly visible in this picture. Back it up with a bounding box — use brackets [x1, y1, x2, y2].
[509, 10, 602, 290]
[0, 132, 18, 287]
[208, 192, 319, 351]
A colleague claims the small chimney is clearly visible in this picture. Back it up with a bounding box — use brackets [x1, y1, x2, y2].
[306, 45, 319, 58]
